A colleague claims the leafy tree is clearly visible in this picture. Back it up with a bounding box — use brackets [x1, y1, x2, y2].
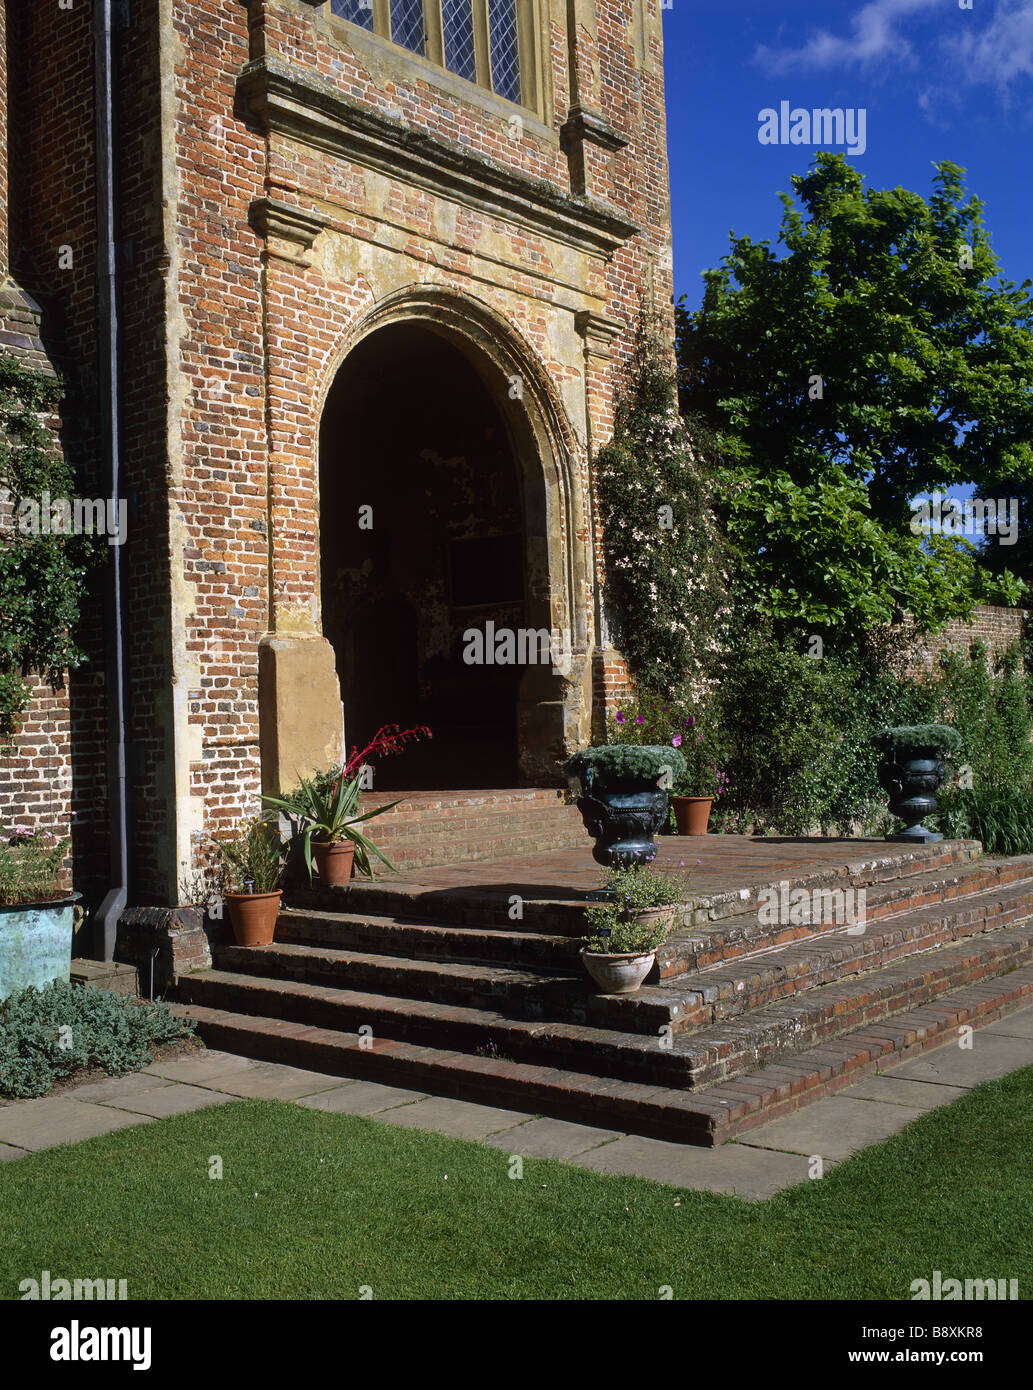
[677, 153, 1033, 637]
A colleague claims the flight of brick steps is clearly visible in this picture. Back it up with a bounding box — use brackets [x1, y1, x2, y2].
[173, 831, 1033, 1147]
[355, 789, 587, 870]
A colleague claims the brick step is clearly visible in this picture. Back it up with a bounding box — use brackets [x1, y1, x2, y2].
[175, 921, 1033, 1089]
[354, 790, 584, 870]
[172, 962, 1033, 1146]
[276, 906, 584, 958]
[215, 940, 580, 1012]
[297, 839, 986, 933]
[372, 827, 588, 870]
[658, 856, 1033, 975]
[244, 877, 1033, 1038]
[654, 877, 1033, 1032]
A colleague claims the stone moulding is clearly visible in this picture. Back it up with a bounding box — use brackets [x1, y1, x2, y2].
[248, 197, 328, 249]
[237, 55, 640, 258]
[559, 105, 629, 156]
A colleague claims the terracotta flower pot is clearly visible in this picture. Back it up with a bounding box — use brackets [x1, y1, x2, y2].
[311, 840, 355, 886]
[672, 795, 713, 835]
[580, 948, 656, 995]
[225, 890, 281, 947]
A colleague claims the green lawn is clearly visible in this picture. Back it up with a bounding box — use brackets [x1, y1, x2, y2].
[2, 1069, 1032, 1300]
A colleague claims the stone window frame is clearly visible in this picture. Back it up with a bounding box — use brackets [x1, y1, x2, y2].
[325, 0, 545, 120]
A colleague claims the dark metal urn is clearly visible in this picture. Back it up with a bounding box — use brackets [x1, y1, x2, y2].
[574, 766, 670, 867]
[877, 747, 947, 844]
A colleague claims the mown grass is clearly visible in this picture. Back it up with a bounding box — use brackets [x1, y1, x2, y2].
[1, 1067, 1031, 1300]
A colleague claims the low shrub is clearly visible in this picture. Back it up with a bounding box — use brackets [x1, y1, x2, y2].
[0, 980, 197, 1100]
[933, 787, 1033, 856]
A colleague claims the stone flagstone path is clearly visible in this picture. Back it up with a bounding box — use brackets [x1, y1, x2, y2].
[1, 1005, 1031, 1200]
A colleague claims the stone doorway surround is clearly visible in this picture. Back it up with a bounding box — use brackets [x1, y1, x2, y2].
[259, 285, 599, 793]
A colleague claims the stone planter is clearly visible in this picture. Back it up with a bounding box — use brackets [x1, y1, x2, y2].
[580, 948, 656, 994]
[0, 893, 80, 1002]
[672, 796, 713, 836]
[877, 748, 946, 843]
[575, 773, 670, 868]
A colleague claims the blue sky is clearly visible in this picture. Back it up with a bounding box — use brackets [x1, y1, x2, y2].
[662, 0, 1033, 310]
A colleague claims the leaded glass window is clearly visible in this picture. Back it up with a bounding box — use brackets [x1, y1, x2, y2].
[390, 0, 426, 56]
[329, 1, 532, 111]
[331, 0, 375, 28]
[442, 0, 476, 84]
[488, 0, 520, 104]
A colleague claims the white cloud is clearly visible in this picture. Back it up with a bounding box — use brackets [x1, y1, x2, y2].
[753, 0, 944, 75]
[944, 0, 1033, 89]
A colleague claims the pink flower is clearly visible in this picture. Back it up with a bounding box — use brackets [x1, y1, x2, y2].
[671, 734, 682, 747]
[636, 715, 645, 725]
[615, 711, 625, 724]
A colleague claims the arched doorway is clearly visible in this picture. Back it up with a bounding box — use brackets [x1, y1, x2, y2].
[319, 320, 538, 790]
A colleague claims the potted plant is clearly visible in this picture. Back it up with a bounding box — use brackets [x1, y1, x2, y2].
[668, 714, 729, 835]
[265, 770, 402, 886]
[211, 815, 285, 947]
[563, 744, 686, 867]
[0, 826, 77, 1002]
[266, 723, 429, 886]
[873, 725, 962, 843]
[580, 864, 682, 993]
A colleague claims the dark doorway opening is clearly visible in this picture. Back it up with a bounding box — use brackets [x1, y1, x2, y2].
[319, 323, 527, 790]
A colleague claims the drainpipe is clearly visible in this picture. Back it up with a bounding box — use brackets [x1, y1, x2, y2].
[93, 0, 130, 961]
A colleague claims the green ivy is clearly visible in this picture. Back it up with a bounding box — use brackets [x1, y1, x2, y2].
[0, 354, 93, 736]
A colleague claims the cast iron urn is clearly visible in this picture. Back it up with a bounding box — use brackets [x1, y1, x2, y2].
[873, 726, 959, 844]
[571, 766, 670, 867]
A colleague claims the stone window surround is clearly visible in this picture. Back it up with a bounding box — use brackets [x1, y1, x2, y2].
[319, 0, 547, 125]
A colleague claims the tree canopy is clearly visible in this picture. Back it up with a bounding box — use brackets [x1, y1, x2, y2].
[677, 153, 1033, 637]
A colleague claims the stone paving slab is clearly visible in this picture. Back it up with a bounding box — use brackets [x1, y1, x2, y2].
[0, 1097, 152, 1151]
[891, 1030, 1033, 1088]
[735, 1095, 927, 1162]
[374, 1096, 531, 1140]
[979, 1010, 1033, 1039]
[184, 1062, 345, 1100]
[843, 1074, 969, 1110]
[98, 1085, 238, 1118]
[576, 1133, 811, 1199]
[482, 1117, 626, 1159]
[295, 1081, 429, 1115]
[66, 1074, 177, 1104]
[0, 1143, 28, 1162]
[142, 1050, 282, 1085]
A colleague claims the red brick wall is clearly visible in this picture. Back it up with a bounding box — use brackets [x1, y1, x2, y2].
[3, 0, 677, 903]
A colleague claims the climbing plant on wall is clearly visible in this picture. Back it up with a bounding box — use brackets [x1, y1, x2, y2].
[595, 326, 728, 695]
[0, 353, 91, 737]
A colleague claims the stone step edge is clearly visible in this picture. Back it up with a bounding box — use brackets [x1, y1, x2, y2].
[312, 840, 984, 928]
[170, 964, 1033, 1147]
[226, 884, 1033, 1035]
[178, 925, 1033, 1080]
[661, 874, 1033, 991]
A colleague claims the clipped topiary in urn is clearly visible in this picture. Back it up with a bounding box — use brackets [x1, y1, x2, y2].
[562, 744, 687, 866]
[873, 725, 962, 844]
